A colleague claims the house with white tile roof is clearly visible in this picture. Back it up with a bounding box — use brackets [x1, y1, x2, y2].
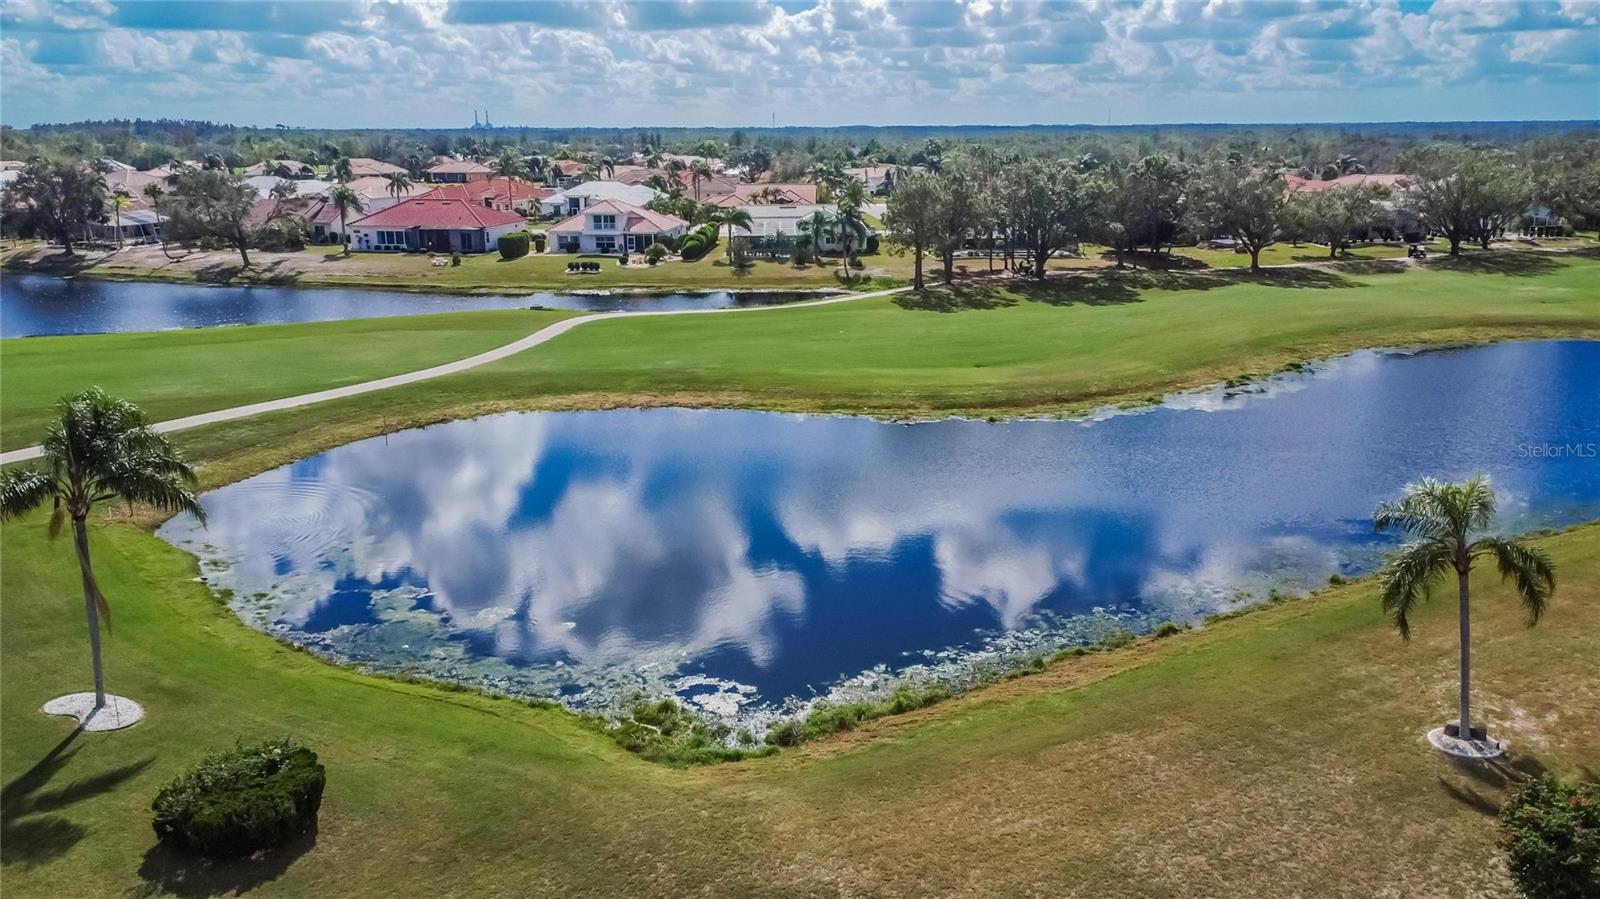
[546, 199, 687, 254]
[539, 181, 658, 217]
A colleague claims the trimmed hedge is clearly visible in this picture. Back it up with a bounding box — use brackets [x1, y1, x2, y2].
[498, 230, 530, 260]
[678, 223, 721, 262]
[152, 739, 326, 858]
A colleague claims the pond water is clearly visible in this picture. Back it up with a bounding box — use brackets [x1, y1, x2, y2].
[159, 341, 1600, 732]
[0, 272, 824, 337]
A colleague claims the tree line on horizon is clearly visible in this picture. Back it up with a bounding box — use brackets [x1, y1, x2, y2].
[881, 143, 1600, 286]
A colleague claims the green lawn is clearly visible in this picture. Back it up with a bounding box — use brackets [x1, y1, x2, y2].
[141, 251, 1600, 484]
[2, 240, 911, 293]
[5, 252, 1596, 467]
[2, 501, 1595, 897]
[0, 309, 572, 451]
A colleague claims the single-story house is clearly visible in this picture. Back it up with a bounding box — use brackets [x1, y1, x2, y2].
[87, 208, 164, 243]
[544, 159, 588, 187]
[602, 165, 660, 185]
[425, 159, 495, 183]
[347, 157, 407, 178]
[245, 195, 325, 229]
[539, 181, 657, 217]
[242, 159, 317, 179]
[846, 165, 899, 194]
[348, 196, 526, 253]
[421, 178, 551, 215]
[725, 204, 875, 252]
[141, 162, 199, 180]
[345, 176, 429, 210]
[1282, 173, 1412, 194]
[547, 200, 687, 254]
[103, 169, 165, 197]
[1280, 172, 1421, 240]
[705, 182, 818, 207]
[244, 175, 333, 200]
[676, 170, 741, 200]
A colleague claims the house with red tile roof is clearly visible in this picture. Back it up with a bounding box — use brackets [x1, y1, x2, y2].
[424, 159, 496, 183]
[546, 199, 688, 254]
[420, 178, 551, 215]
[347, 196, 527, 253]
[347, 157, 407, 178]
[1281, 173, 1412, 193]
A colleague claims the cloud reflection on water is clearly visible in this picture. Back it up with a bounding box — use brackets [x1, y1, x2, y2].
[161, 341, 1600, 719]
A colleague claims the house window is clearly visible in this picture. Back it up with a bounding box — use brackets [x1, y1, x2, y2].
[593, 214, 616, 230]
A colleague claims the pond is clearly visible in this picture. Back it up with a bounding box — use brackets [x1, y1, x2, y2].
[0, 272, 826, 337]
[159, 340, 1600, 732]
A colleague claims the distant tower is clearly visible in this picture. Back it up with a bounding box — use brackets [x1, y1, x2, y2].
[473, 110, 480, 128]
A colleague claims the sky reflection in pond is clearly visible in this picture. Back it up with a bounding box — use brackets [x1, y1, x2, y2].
[0, 272, 824, 336]
[160, 340, 1600, 728]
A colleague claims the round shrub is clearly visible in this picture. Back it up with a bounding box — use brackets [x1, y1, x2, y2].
[498, 230, 530, 260]
[644, 243, 667, 265]
[1498, 775, 1599, 899]
[152, 739, 326, 859]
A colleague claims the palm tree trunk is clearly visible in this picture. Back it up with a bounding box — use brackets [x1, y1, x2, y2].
[1457, 569, 1471, 739]
[72, 517, 107, 709]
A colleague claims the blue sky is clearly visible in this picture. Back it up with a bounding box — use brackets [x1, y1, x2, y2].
[2, 0, 1597, 128]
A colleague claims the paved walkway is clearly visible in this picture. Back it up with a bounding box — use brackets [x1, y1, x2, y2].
[0, 285, 911, 466]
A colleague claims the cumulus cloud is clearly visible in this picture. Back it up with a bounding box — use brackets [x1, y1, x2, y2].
[0, 0, 1595, 126]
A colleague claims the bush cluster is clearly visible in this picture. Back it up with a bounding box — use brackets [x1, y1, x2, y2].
[250, 219, 307, 252]
[151, 739, 326, 859]
[497, 230, 530, 260]
[566, 260, 602, 273]
[766, 684, 954, 747]
[601, 698, 774, 766]
[1498, 775, 1599, 899]
[644, 243, 668, 265]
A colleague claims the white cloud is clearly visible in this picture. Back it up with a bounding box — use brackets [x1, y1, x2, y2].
[0, 0, 1595, 126]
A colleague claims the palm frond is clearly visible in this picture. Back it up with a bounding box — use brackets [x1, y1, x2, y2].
[91, 579, 112, 636]
[1377, 540, 1454, 640]
[1473, 536, 1556, 626]
[0, 468, 57, 520]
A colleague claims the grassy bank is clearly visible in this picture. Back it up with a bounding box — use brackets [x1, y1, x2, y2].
[2, 497, 1595, 896]
[33, 251, 1579, 483]
[0, 309, 572, 450]
[1, 240, 913, 293]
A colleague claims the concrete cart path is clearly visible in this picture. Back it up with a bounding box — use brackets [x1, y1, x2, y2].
[0, 284, 911, 466]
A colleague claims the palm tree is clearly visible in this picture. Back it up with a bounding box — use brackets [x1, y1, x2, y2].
[715, 207, 752, 260]
[328, 184, 364, 255]
[109, 189, 131, 248]
[1373, 475, 1555, 746]
[494, 147, 528, 181]
[383, 170, 413, 203]
[797, 208, 833, 265]
[0, 389, 204, 711]
[689, 160, 714, 201]
[142, 182, 177, 258]
[332, 156, 354, 184]
[599, 156, 617, 180]
[807, 159, 849, 202]
[524, 154, 548, 184]
[1335, 154, 1366, 176]
[831, 200, 869, 280]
